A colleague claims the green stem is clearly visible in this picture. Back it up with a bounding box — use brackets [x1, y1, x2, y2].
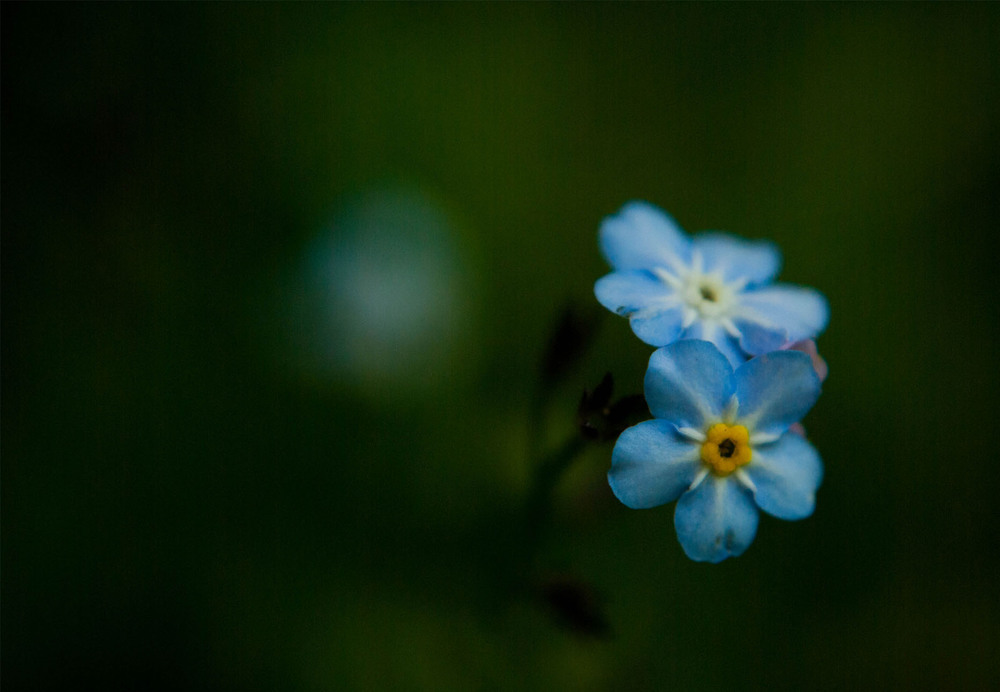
[523, 434, 588, 566]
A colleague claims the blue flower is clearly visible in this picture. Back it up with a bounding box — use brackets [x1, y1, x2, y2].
[608, 339, 823, 562]
[594, 201, 829, 365]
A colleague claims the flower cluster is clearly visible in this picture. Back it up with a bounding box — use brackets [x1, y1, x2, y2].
[594, 202, 829, 562]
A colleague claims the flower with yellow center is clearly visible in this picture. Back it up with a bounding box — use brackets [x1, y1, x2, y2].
[607, 340, 824, 563]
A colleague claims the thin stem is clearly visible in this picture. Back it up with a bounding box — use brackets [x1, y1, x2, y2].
[523, 433, 588, 566]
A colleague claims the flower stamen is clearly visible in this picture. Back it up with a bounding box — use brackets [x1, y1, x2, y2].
[700, 423, 752, 476]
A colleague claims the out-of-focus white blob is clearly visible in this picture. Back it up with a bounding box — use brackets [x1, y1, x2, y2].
[278, 186, 478, 399]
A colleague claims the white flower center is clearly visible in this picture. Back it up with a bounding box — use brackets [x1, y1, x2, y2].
[652, 251, 745, 336]
[680, 273, 733, 318]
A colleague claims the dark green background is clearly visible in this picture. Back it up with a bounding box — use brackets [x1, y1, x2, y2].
[4, 4, 999, 690]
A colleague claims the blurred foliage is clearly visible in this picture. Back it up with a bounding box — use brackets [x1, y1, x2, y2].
[4, 3, 1000, 690]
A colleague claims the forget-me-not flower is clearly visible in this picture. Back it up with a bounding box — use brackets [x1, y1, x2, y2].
[594, 201, 829, 366]
[608, 339, 823, 562]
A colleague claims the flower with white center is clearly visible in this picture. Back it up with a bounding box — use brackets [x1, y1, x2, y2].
[608, 339, 823, 562]
[594, 201, 829, 366]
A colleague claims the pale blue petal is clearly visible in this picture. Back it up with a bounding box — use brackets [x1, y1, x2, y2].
[594, 270, 672, 316]
[735, 319, 788, 356]
[608, 420, 702, 509]
[688, 321, 748, 368]
[599, 201, 691, 271]
[733, 351, 821, 436]
[674, 475, 759, 563]
[738, 284, 829, 341]
[692, 232, 782, 285]
[677, 320, 707, 341]
[711, 333, 747, 369]
[644, 340, 733, 429]
[744, 433, 823, 520]
[785, 339, 829, 382]
[630, 308, 685, 346]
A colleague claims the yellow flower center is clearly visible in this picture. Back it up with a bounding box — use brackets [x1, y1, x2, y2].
[700, 423, 752, 476]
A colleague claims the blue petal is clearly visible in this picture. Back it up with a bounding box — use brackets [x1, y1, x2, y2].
[738, 284, 829, 341]
[733, 351, 821, 437]
[692, 232, 782, 285]
[594, 270, 672, 316]
[630, 308, 685, 346]
[674, 475, 759, 562]
[608, 420, 702, 509]
[744, 433, 823, 520]
[644, 340, 733, 429]
[735, 319, 787, 356]
[599, 201, 691, 271]
[688, 321, 748, 368]
[711, 334, 747, 369]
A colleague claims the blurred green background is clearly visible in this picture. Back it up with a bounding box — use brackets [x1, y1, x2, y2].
[4, 4, 1000, 690]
